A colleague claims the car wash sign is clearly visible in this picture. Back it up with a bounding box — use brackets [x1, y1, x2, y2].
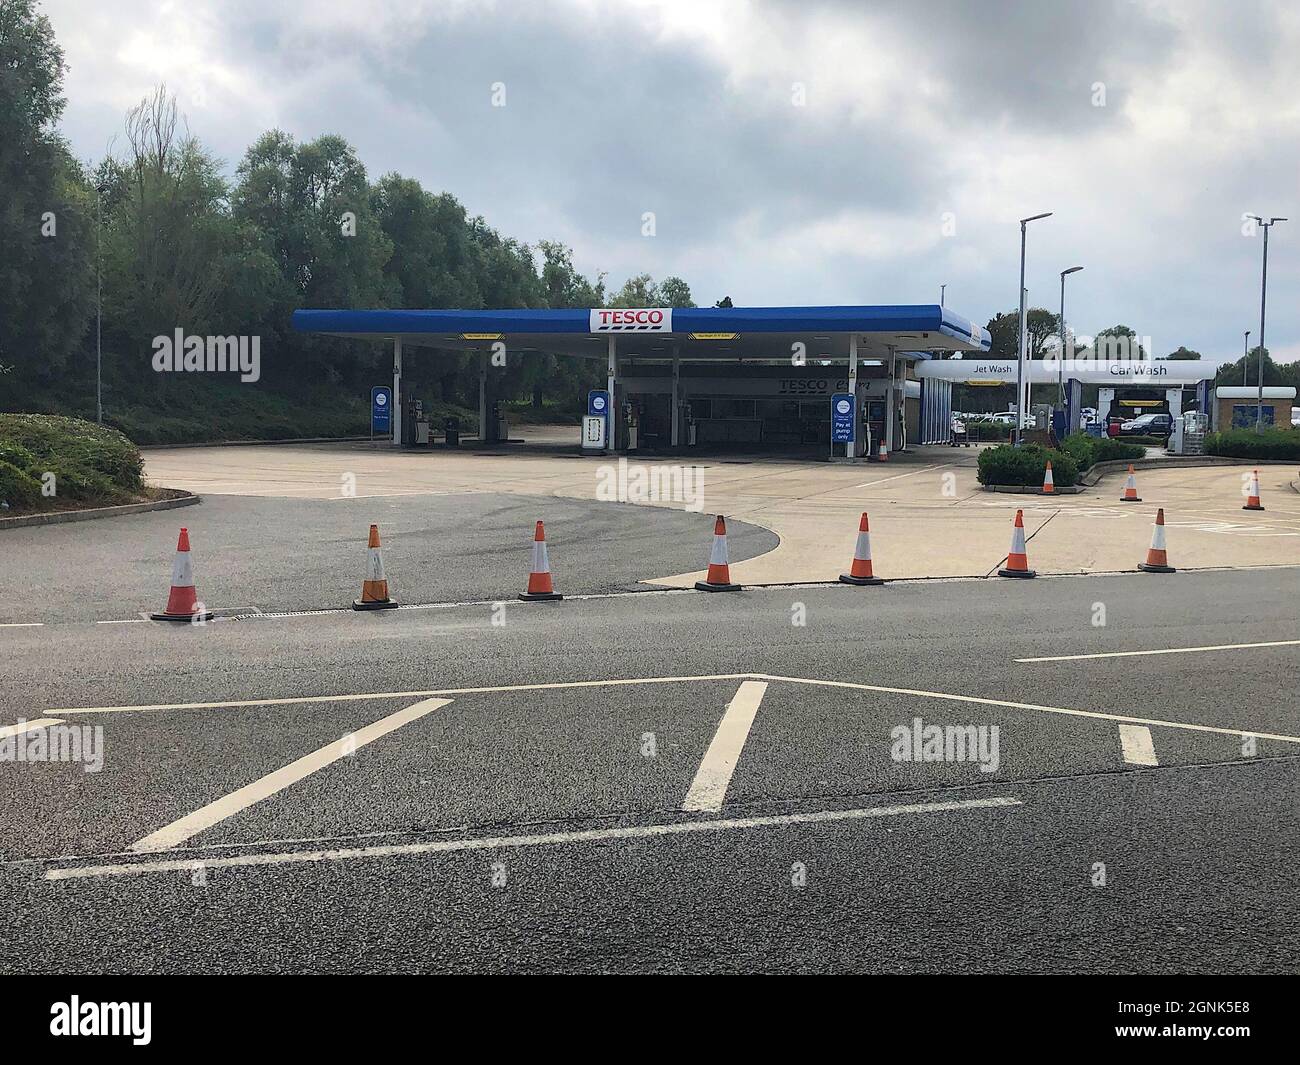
[590, 308, 673, 332]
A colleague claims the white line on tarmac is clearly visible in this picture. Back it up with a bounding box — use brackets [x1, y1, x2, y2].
[0, 622, 43, 628]
[47, 797, 1021, 881]
[852, 464, 945, 489]
[1015, 639, 1300, 662]
[682, 681, 768, 812]
[96, 619, 146, 625]
[746, 673, 1300, 746]
[0, 718, 63, 739]
[1119, 724, 1158, 766]
[44, 672, 1300, 745]
[128, 697, 451, 853]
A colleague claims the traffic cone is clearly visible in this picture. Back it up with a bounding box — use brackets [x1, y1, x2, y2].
[519, 520, 563, 601]
[997, 509, 1036, 578]
[151, 527, 215, 622]
[1119, 464, 1142, 502]
[695, 515, 742, 591]
[1138, 508, 1176, 573]
[839, 512, 884, 586]
[1042, 461, 1055, 494]
[877, 441, 889, 462]
[1242, 468, 1265, 511]
[353, 524, 398, 609]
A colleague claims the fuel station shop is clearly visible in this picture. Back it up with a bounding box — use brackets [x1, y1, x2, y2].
[292, 304, 993, 458]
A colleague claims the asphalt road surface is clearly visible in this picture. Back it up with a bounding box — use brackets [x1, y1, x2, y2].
[2, 568, 1296, 973]
[0, 493, 777, 624]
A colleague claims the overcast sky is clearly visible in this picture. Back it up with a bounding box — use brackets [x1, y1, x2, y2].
[41, 0, 1299, 364]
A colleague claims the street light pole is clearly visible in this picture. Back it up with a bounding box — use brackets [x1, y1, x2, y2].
[1058, 265, 1083, 414]
[940, 283, 946, 308]
[1242, 330, 1250, 387]
[95, 178, 103, 425]
[1247, 215, 1285, 432]
[1015, 213, 1052, 445]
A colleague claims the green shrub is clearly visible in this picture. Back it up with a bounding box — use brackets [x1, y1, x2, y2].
[1204, 427, 1300, 461]
[1088, 436, 1145, 464]
[0, 414, 145, 511]
[977, 443, 1080, 487]
[0, 461, 43, 508]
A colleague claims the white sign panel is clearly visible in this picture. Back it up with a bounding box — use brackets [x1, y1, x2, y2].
[913, 359, 1216, 385]
[589, 308, 673, 332]
[581, 415, 607, 449]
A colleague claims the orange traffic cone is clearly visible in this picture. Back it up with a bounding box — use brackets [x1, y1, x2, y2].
[151, 527, 215, 622]
[1042, 461, 1055, 494]
[997, 509, 1036, 578]
[1138, 508, 1176, 573]
[519, 520, 563, 601]
[839, 512, 884, 586]
[877, 441, 889, 462]
[1119, 464, 1142, 502]
[1242, 469, 1265, 511]
[695, 515, 742, 592]
[353, 524, 398, 609]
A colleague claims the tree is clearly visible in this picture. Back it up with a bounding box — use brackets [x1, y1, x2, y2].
[658, 276, 695, 307]
[1163, 346, 1201, 360]
[715, 296, 733, 308]
[985, 309, 1059, 359]
[0, 0, 94, 383]
[1089, 324, 1146, 361]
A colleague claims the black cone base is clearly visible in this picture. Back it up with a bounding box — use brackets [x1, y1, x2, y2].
[839, 574, 884, 586]
[695, 581, 741, 592]
[519, 592, 563, 601]
[997, 568, 1036, 578]
[353, 598, 399, 610]
[1138, 562, 1176, 573]
[150, 611, 216, 623]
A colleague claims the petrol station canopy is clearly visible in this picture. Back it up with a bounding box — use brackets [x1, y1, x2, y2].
[292, 304, 992, 360]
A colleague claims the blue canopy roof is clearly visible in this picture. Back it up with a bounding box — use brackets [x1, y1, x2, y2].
[292, 304, 991, 360]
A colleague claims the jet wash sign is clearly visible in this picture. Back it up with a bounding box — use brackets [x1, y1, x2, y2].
[590, 308, 673, 332]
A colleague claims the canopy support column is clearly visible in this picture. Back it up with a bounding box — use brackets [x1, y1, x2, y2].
[607, 335, 619, 453]
[670, 346, 681, 448]
[847, 333, 859, 459]
[392, 337, 403, 447]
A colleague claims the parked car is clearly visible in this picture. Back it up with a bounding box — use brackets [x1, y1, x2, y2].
[1080, 407, 1098, 425]
[1118, 412, 1174, 437]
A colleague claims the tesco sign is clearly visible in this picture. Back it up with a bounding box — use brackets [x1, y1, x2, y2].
[589, 308, 673, 332]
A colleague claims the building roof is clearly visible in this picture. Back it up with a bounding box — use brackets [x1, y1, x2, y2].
[291, 304, 992, 361]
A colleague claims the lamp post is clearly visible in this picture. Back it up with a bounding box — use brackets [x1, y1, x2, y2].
[940, 283, 947, 308]
[1016, 212, 1052, 445]
[1246, 215, 1286, 432]
[1242, 330, 1250, 387]
[1058, 265, 1083, 411]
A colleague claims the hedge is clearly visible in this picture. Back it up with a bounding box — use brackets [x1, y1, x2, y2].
[0, 414, 145, 511]
[977, 443, 1080, 487]
[1204, 427, 1300, 461]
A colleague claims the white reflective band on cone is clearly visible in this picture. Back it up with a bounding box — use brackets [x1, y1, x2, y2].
[532, 540, 549, 573]
[171, 552, 194, 588]
[1151, 524, 1166, 550]
[709, 534, 729, 566]
[368, 547, 385, 580]
[1011, 526, 1026, 553]
[855, 531, 872, 559]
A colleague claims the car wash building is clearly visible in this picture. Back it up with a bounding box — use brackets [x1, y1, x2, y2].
[913, 356, 1219, 434]
[292, 305, 992, 457]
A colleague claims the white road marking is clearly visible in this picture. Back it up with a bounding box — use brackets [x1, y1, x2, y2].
[1119, 724, 1158, 766]
[0, 622, 43, 628]
[852, 464, 945, 489]
[129, 697, 451, 853]
[50, 674, 756, 715]
[1016, 639, 1300, 662]
[0, 718, 63, 739]
[682, 681, 768, 812]
[44, 672, 1300, 745]
[47, 796, 1022, 881]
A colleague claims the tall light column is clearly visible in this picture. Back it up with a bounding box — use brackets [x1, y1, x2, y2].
[1246, 215, 1285, 432]
[1016, 212, 1052, 445]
